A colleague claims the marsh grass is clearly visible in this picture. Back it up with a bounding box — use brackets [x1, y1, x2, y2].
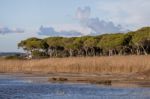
[0, 55, 150, 74]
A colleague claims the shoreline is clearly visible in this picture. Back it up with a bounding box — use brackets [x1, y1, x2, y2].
[0, 72, 150, 88]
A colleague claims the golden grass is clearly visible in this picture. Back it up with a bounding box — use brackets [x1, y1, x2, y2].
[0, 55, 150, 74]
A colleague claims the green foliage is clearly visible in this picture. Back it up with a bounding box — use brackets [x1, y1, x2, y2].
[5, 55, 24, 60]
[98, 33, 125, 50]
[122, 34, 132, 46]
[84, 37, 99, 47]
[31, 50, 49, 58]
[44, 37, 64, 47]
[131, 27, 150, 44]
[59, 37, 76, 49]
[18, 37, 48, 51]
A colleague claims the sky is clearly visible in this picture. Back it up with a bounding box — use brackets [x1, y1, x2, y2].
[0, 0, 150, 52]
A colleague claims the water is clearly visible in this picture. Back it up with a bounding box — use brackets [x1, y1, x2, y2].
[0, 76, 150, 99]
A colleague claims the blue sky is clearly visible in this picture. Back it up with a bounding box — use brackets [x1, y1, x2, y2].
[0, 0, 150, 52]
[0, 0, 97, 28]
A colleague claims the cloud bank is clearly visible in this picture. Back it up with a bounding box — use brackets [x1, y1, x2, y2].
[0, 27, 24, 34]
[76, 6, 122, 34]
[38, 26, 82, 37]
[97, 0, 150, 30]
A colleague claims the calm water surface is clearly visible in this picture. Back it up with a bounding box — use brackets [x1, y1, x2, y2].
[0, 75, 150, 99]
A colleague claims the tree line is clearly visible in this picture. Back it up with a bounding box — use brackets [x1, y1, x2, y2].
[18, 27, 150, 58]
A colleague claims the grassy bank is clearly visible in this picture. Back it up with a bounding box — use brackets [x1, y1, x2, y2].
[0, 55, 150, 74]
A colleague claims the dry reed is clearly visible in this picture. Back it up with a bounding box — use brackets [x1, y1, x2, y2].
[0, 55, 150, 74]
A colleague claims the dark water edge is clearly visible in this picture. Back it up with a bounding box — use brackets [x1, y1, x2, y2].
[0, 75, 150, 99]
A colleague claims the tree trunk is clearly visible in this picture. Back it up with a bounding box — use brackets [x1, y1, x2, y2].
[84, 48, 88, 56]
[136, 47, 140, 55]
[109, 50, 113, 56]
[91, 47, 95, 56]
[69, 49, 73, 57]
[140, 45, 148, 55]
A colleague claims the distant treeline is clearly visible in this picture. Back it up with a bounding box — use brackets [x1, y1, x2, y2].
[0, 52, 24, 57]
[18, 27, 150, 58]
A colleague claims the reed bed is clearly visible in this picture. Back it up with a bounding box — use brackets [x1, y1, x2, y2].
[0, 55, 150, 74]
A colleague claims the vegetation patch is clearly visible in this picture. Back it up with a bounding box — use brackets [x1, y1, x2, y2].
[49, 77, 68, 82]
[18, 27, 150, 58]
[4, 55, 24, 60]
[94, 80, 112, 85]
[49, 77, 111, 85]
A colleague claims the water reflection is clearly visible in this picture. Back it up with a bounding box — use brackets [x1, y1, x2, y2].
[0, 78, 150, 99]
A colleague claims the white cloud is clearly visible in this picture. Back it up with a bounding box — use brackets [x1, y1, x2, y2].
[0, 26, 24, 34]
[97, 0, 150, 30]
[37, 25, 82, 37]
[76, 6, 122, 34]
[76, 6, 91, 21]
[51, 24, 92, 35]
